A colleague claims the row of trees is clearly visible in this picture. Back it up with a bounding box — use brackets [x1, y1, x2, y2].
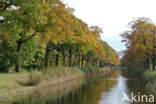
[0, 0, 120, 72]
[121, 18, 156, 70]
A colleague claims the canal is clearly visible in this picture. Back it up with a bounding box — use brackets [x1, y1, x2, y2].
[13, 70, 155, 104]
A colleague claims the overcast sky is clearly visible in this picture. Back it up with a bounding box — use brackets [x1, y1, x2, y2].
[63, 0, 156, 52]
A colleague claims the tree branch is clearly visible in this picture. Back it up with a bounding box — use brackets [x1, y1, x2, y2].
[21, 33, 36, 43]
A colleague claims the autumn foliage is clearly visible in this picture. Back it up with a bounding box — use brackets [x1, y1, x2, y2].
[0, 0, 120, 72]
[121, 18, 156, 70]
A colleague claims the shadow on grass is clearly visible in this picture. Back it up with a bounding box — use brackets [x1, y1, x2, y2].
[15, 79, 40, 86]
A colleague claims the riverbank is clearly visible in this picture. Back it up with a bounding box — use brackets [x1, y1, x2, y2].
[121, 67, 156, 97]
[0, 66, 116, 103]
[143, 70, 156, 96]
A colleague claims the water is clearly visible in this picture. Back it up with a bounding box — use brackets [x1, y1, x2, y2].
[12, 71, 155, 104]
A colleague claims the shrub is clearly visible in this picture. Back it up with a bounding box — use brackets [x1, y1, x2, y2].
[80, 66, 109, 73]
[143, 71, 156, 81]
[121, 67, 146, 78]
[143, 71, 156, 96]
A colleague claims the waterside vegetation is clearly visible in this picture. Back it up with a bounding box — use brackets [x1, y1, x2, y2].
[120, 18, 156, 95]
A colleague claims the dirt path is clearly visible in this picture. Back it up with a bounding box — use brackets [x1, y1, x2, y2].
[0, 74, 28, 78]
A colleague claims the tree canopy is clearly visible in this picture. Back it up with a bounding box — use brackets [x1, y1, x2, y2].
[121, 18, 156, 70]
[0, 0, 120, 72]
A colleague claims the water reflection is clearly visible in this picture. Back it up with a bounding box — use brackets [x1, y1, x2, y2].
[11, 78, 85, 104]
[99, 75, 131, 104]
[11, 71, 153, 104]
[12, 71, 120, 104]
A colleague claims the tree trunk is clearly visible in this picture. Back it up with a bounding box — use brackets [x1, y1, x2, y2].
[99, 61, 103, 67]
[92, 60, 95, 66]
[78, 54, 80, 67]
[62, 52, 66, 66]
[55, 54, 60, 66]
[86, 60, 88, 67]
[68, 49, 72, 67]
[86, 58, 89, 67]
[152, 57, 155, 70]
[144, 58, 150, 69]
[45, 44, 50, 68]
[15, 41, 22, 72]
[81, 54, 84, 67]
[96, 60, 98, 67]
[85, 62, 87, 67]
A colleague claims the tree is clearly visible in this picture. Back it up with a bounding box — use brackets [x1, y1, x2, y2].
[0, 0, 47, 72]
[121, 17, 156, 70]
[0, 0, 120, 72]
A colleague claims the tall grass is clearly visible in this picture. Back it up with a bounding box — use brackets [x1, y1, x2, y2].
[41, 67, 84, 85]
[17, 66, 112, 86]
[0, 67, 85, 103]
[12, 78, 84, 104]
[19, 67, 85, 86]
[0, 66, 114, 103]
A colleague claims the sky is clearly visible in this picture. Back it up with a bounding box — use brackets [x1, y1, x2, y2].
[63, 0, 156, 52]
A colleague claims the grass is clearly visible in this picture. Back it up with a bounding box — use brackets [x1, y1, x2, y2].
[11, 78, 84, 104]
[0, 66, 114, 103]
[0, 73, 28, 94]
[0, 67, 85, 101]
[0, 67, 84, 103]
[121, 66, 156, 96]
[39, 67, 85, 86]
[0, 73, 32, 103]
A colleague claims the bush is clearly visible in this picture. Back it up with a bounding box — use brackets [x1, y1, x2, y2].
[121, 67, 146, 78]
[143, 71, 156, 81]
[80, 66, 109, 73]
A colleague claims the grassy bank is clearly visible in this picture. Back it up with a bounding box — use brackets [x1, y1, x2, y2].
[121, 67, 146, 78]
[121, 67, 156, 96]
[143, 70, 156, 96]
[0, 66, 114, 103]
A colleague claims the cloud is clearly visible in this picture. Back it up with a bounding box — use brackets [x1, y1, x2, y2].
[63, 0, 156, 51]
